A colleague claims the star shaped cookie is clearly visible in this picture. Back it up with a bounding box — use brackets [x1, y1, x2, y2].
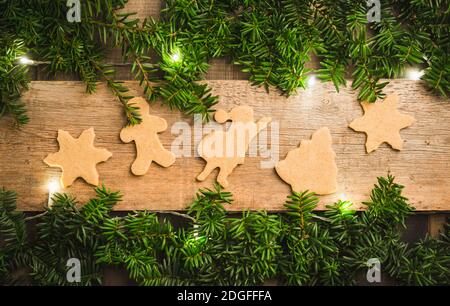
[349, 93, 415, 153]
[44, 128, 112, 187]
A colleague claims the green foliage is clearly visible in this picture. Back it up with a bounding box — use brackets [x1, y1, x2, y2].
[0, 175, 449, 285]
[0, 188, 28, 284]
[0, 185, 121, 285]
[0, 0, 220, 125]
[1, 1, 449, 126]
[0, 36, 29, 125]
[397, 0, 450, 97]
[0, 0, 143, 125]
[188, 186, 282, 285]
[151, 0, 448, 100]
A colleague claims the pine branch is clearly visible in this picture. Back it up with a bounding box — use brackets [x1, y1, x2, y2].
[0, 37, 29, 126]
[1, 174, 449, 285]
[92, 61, 142, 126]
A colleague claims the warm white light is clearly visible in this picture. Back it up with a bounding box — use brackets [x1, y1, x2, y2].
[406, 68, 424, 80]
[193, 224, 199, 239]
[339, 193, 349, 202]
[18, 56, 34, 65]
[171, 53, 180, 62]
[48, 180, 59, 193]
[47, 180, 60, 207]
[307, 74, 317, 87]
[170, 51, 181, 63]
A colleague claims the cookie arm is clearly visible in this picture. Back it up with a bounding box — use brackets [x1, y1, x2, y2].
[155, 117, 168, 132]
[348, 117, 366, 132]
[120, 127, 135, 143]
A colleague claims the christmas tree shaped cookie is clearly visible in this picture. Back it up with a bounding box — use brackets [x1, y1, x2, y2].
[275, 127, 338, 195]
[197, 105, 271, 188]
[120, 97, 175, 175]
[349, 93, 415, 153]
[44, 128, 112, 187]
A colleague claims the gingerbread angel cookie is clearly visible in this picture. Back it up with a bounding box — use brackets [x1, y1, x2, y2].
[197, 105, 271, 188]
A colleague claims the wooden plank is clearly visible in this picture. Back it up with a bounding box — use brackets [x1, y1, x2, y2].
[403, 214, 428, 243]
[0, 80, 449, 211]
[205, 58, 249, 80]
[428, 214, 448, 237]
[120, 0, 162, 21]
[101, 0, 162, 79]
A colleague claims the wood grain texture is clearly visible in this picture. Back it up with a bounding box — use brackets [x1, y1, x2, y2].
[428, 215, 448, 237]
[0, 80, 449, 211]
[120, 0, 162, 20]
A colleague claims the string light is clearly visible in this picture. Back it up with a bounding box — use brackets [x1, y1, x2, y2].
[193, 224, 201, 240]
[162, 46, 183, 66]
[47, 180, 60, 207]
[406, 68, 424, 80]
[339, 193, 349, 202]
[17, 56, 51, 66]
[170, 51, 181, 63]
[18, 56, 35, 65]
[307, 74, 317, 87]
[164, 46, 183, 66]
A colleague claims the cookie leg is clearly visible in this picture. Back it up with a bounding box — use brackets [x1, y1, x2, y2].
[197, 162, 216, 181]
[387, 132, 404, 151]
[217, 167, 231, 188]
[82, 169, 100, 187]
[61, 171, 79, 188]
[131, 155, 152, 176]
[155, 150, 176, 168]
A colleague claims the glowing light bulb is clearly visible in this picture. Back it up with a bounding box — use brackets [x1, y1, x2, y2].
[18, 56, 34, 65]
[48, 180, 59, 193]
[406, 68, 424, 81]
[307, 74, 317, 87]
[193, 224, 199, 239]
[47, 180, 60, 207]
[170, 52, 181, 63]
[339, 193, 349, 202]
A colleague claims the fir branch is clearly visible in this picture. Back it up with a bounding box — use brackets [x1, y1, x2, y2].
[92, 61, 142, 126]
[0, 37, 29, 126]
[0, 175, 449, 285]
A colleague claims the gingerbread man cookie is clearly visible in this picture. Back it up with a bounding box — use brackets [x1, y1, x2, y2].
[120, 97, 175, 175]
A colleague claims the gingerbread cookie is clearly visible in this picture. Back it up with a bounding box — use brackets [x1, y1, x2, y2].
[197, 105, 271, 188]
[120, 97, 175, 175]
[44, 128, 112, 188]
[349, 93, 415, 153]
[276, 127, 338, 195]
